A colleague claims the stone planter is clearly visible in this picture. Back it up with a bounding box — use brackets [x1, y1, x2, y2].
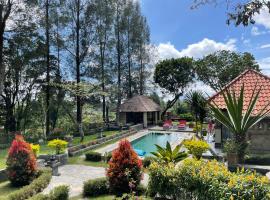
[55, 153, 68, 166]
[227, 153, 238, 166]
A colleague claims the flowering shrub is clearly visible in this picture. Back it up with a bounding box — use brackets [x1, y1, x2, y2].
[48, 139, 68, 154]
[183, 138, 209, 159]
[148, 158, 270, 200]
[106, 140, 143, 194]
[6, 134, 37, 186]
[30, 144, 40, 157]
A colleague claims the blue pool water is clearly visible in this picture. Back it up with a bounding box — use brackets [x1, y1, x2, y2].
[131, 132, 180, 156]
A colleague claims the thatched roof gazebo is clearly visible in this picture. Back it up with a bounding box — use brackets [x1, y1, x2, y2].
[119, 95, 161, 128]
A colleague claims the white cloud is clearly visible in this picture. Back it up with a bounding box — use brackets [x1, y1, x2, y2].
[258, 57, 270, 74]
[254, 8, 270, 30]
[251, 26, 267, 36]
[157, 38, 237, 60]
[260, 44, 270, 49]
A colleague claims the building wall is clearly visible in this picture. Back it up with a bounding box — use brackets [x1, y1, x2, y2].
[247, 118, 270, 153]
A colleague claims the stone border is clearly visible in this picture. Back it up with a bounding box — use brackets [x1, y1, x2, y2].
[0, 169, 7, 182]
[68, 129, 137, 157]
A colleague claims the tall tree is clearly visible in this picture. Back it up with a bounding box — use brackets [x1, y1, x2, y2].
[154, 58, 195, 119]
[0, 0, 12, 96]
[92, 0, 114, 123]
[196, 50, 260, 91]
[63, 0, 95, 141]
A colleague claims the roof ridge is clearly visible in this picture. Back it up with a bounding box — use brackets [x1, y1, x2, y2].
[208, 69, 267, 101]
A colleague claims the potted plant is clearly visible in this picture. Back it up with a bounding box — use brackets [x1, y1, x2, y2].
[48, 139, 68, 165]
[224, 139, 239, 167]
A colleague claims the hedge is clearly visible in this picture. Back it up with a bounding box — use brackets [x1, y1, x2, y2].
[30, 185, 69, 200]
[85, 151, 102, 162]
[148, 159, 270, 200]
[83, 177, 109, 197]
[7, 168, 52, 200]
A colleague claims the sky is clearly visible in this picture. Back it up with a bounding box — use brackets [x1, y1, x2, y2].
[139, 0, 270, 95]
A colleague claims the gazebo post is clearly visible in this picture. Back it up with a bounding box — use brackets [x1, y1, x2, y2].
[155, 112, 158, 125]
[143, 112, 147, 128]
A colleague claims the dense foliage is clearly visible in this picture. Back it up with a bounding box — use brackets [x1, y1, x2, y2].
[30, 144, 40, 157]
[148, 158, 270, 200]
[196, 50, 259, 91]
[6, 135, 37, 186]
[107, 140, 143, 194]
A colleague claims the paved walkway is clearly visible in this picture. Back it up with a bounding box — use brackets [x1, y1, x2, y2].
[43, 165, 149, 198]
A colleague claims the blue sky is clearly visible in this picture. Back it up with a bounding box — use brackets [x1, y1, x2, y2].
[140, 0, 270, 74]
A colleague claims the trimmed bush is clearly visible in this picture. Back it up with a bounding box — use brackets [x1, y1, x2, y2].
[142, 157, 156, 168]
[48, 139, 68, 154]
[30, 144, 40, 157]
[30, 185, 69, 200]
[148, 159, 270, 200]
[85, 151, 102, 162]
[6, 134, 37, 186]
[183, 138, 209, 159]
[47, 128, 67, 140]
[8, 168, 52, 200]
[83, 177, 109, 197]
[107, 139, 143, 194]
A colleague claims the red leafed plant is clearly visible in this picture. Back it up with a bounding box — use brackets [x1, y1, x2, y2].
[106, 139, 143, 194]
[6, 134, 37, 186]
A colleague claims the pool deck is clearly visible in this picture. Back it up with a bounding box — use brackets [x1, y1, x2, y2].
[94, 128, 194, 156]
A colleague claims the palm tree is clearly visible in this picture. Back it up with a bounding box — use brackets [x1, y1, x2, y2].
[151, 142, 187, 164]
[185, 91, 207, 135]
[208, 85, 270, 162]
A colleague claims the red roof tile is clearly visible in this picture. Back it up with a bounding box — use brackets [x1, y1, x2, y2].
[208, 69, 270, 115]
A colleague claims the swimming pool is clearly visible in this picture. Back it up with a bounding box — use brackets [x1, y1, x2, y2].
[131, 132, 181, 156]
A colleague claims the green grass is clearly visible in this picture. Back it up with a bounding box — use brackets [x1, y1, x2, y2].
[72, 131, 119, 146]
[0, 181, 19, 199]
[68, 156, 108, 168]
[70, 195, 152, 200]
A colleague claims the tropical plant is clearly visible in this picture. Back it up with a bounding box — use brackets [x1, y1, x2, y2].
[106, 140, 142, 195]
[183, 138, 209, 159]
[151, 141, 187, 164]
[6, 135, 37, 186]
[208, 85, 270, 162]
[47, 139, 68, 154]
[185, 90, 207, 135]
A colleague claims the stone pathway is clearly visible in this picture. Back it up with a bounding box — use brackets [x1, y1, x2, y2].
[43, 164, 149, 198]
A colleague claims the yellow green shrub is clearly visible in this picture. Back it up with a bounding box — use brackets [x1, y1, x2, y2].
[148, 158, 270, 200]
[183, 138, 209, 159]
[30, 144, 40, 157]
[48, 139, 68, 154]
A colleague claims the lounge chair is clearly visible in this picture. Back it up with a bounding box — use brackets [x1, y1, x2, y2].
[163, 120, 173, 130]
[178, 120, 187, 130]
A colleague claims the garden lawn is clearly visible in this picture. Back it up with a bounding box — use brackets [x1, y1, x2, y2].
[0, 144, 53, 169]
[70, 195, 152, 200]
[68, 156, 108, 168]
[0, 181, 19, 199]
[72, 131, 119, 146]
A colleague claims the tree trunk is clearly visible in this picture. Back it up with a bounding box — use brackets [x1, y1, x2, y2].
[235, 133, 247, 163]
[161, 93, 181, 120]
[139, 50, 143, 95]
[127, 24, 132, 98]
[76, 0, 84, 142]
[115, 6, 121, 125]
[100, 42, 106, 123]
[45, 0, 50, 139]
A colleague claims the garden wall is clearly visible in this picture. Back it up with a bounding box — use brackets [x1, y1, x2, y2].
[68, 129, 138, 156]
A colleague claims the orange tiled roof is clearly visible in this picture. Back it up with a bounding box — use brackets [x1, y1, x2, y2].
[208, 69, 270, 115]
